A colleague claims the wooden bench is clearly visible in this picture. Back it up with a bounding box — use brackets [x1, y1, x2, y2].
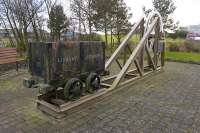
[0, 48, 22, 71]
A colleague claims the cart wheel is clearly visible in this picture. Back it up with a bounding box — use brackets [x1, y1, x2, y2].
[23, 78, 35, 88]
[86, 73, 101, 93]
[64, 78, 83, 100]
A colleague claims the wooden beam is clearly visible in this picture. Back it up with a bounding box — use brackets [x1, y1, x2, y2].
[127, 44, 132, 54]
[145, 45, 156, 70]
[138, 19, 145, 72]
[116, 59, 123, 69]
[105, 17, 144, 70]
[153, 20, 160, 68]
[161, 39, 165, 67]
[134, 59, 143, 76]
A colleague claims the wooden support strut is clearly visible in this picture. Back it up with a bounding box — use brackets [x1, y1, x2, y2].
[134, 59, 143, 76]
[116, 59, 123, 69]
[145, 44, 156, 70]
[105, 17, 144, 70]
[109, 17, 159, 90]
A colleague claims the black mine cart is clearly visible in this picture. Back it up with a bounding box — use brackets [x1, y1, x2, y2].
[24, 41, 106, 113]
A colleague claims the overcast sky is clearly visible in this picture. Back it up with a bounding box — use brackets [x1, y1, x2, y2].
[124, 0, 200, 26]
[61, 0, 200, 27]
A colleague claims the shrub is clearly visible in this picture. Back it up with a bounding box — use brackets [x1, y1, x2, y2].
[167, 30, 188, 39]
[184, 41, 200, 53]
[168, 42, 180, 52]
[80, 33, 102, 41]
[167, 38, 200, 53]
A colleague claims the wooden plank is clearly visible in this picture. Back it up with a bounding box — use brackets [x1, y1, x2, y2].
[0, 48, 19, 65]
[0, 52, 17, 56]
[117, 67, 162, 89]
[161, 40, 165, 67]
[138, 19, 145, 71]
[0, 59, 17, 65]
[0, 51, 17, 55]
[37, 100, 61, 112]
[0, 50, 17, 54]
[127, 44, 132, 54]
[126, 73, 137, 77]
[59, 89, 108, 111]
[37, 102, 66, 119]
[100, 83, 112, 88]
[101, 69, 138, 83]
[0, 61, 17, 65]
[145, 45, 156, 70]
[0, 57, 17, 61]
[0, 55, 17, 59]
[153, 21, 160, 68]
[116, 59, 123, 69]
[0, 48, 17, 52]
[134, 59, 143, 76]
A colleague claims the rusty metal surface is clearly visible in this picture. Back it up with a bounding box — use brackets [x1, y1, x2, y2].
[80, 41, 105, 75]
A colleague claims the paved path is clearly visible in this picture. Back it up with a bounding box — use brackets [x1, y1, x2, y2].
[0, 62, 200, 133]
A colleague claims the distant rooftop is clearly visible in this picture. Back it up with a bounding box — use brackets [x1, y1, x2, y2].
[188, 25, 200, 34]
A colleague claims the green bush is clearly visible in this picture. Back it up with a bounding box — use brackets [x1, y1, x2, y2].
[167, 30, 188, 39]
[168, 42, 180, 52]
[184, 41, 200, 53]
[167, 38, 200, 53]
[80, 33, 103, 41]
[5, 43, 16, 48]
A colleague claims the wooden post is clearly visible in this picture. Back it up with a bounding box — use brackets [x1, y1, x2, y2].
[161, 39, 165, 67]
[154, 20, 160, 69]
[138, 19, 145, 72]
[16, 61, 19, 71]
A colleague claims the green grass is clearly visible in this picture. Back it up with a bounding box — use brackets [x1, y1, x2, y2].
[166, 51, 200, 63]
[101, 34, 140, 45]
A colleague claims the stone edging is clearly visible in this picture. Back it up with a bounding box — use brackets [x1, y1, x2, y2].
[166, 59, 200, 65]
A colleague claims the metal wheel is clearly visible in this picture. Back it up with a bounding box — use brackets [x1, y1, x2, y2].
[23, 78, 35, 88]
[64, 78, 83, 100]
[86, 73, 101, 93]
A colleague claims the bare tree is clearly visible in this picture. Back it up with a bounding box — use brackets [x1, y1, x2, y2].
[0, 0, 45, 53]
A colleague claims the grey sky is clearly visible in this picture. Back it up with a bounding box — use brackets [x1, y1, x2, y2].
[125, 0, 200, 26]
[62, 0, 200, 26]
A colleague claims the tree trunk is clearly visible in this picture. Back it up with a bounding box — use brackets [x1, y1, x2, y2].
[104, 20, 108, 48]
[117, 31, 121, 45]
[110, 27, 113, 53]
[88, 0, 92, 37]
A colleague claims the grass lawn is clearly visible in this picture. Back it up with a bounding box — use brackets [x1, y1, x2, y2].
[166, 51, 200, 63]
[101, 34, 140, 45]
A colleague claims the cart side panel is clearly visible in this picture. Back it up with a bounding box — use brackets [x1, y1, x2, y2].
[52, 41, 81, 81]
[28, 42, 53, 83]
[80, 41, 105, 75]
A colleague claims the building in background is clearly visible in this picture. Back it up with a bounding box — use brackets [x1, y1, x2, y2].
[0, 29, 15, 47]
[186, 25, 200, 40]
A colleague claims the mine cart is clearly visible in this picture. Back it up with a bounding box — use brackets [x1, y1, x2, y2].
[24, 41, 105, 100]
